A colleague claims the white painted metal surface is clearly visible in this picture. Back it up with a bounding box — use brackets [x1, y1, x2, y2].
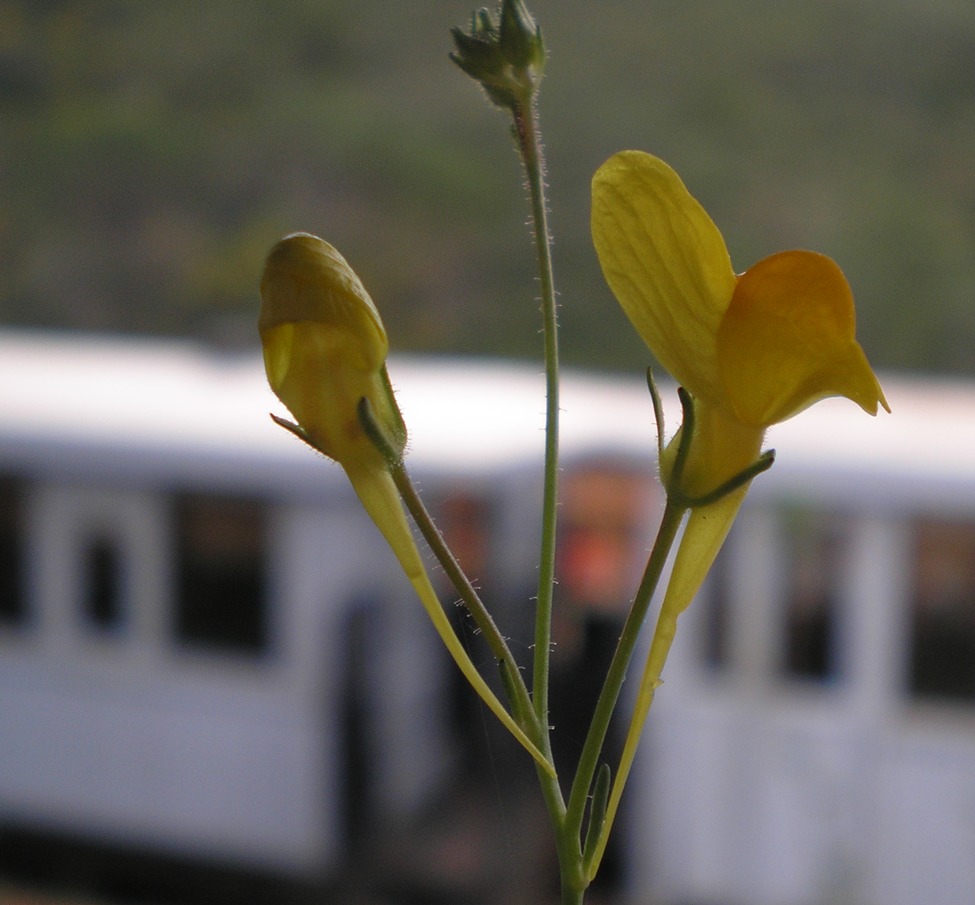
[3, 330, 975, 905]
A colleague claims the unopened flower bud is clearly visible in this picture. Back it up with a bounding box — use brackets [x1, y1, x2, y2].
[450, 0, 545, 110]
[499, 0, 543, 71]
[259, 233, 406, 469]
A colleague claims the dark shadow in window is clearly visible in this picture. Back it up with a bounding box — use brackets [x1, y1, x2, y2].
[82, 536, 124, 632]
[0, 475, 25, 626]
[337, 597, 383, 849]
[174, 494, 268, 655]
[909, 518, 975, 702]
[701, 544, 732, 671]
[781, 509, 846, 682]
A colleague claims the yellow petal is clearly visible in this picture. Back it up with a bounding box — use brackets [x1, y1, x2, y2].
[591, 151, 737, 402]
[652, 401, 764, 679]
[259, 233, 387, 366]
[261, 321, 390, 467]
[661, 489, 747, 630]
[717, 250, 890, 427]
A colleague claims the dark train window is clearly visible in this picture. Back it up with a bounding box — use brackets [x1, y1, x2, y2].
[82, 536, 125, 632]
[700, 543, 732, 671]
[780, 509, 846, 681]
[174, 493, 269, 655]
[908, 518, 975, 703]
[0, 475, 25, 625]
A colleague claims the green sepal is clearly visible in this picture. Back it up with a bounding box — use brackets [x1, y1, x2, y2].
[663, 386, 775, 509]
[357, 398, 403, 468]
[353, 365, 408, 468]
[474, 7, 497, 39]
[450, 0, 545, 110]
[269, 413, 323, 454]
[499, 0, 544, 72]
[582, 762, 612, 871]
[646, 367, 666, 463]
[449, 28, 501, 76]
[498, 657, 534, 732]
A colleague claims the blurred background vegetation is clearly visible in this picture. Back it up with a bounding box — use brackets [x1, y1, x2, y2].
[2, 0, 973, 374]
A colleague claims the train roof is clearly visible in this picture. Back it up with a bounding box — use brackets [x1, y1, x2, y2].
[0, 330, 657, 495]
[2, 330, 972, 509]
[763, 370, 975, 511]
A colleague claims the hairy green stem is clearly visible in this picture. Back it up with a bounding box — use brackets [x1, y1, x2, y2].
[514, 98, 559, 737]
[510, 93, 578, 897]
[391, 462, 544, 748]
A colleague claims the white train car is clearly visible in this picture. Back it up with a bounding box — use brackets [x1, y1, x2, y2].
[2, 329, 975, 905]
[0, 329, 657, 897]
[629, 375, 975, 905]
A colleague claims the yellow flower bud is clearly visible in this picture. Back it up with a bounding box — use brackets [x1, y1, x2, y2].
[257, 233, 550, 771]
[259, 232, 405, 469]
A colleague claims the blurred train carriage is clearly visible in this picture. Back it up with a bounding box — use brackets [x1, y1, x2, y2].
[2, 330, 975, 905]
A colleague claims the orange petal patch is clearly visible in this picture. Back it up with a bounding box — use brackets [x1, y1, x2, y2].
[717, 250, 889, 427]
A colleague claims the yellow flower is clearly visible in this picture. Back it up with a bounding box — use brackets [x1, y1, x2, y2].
[592, 150, 888, 495]
[259, 233, 410, 597]
[587, 153, 889, 850]
[259, 232, 404, 470]
[259, 233, 550, 772]
[591, 150, 888, 603]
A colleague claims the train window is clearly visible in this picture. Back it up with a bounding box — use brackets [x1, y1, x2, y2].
[780, 509, 846, 681]
[908, 518, 975, 702]
[700, 544, 732, 671]
[0, 475, 25, 625]
[174, 493, 269, 655]
[81, 536, 125, 632]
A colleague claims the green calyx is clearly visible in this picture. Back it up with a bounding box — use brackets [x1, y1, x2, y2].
[450, 0, 545, 110]
[659, 384, 776, 509]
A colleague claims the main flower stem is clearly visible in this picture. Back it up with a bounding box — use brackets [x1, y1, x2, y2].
[515, 99, 558, 744]
[511, 95, 577, 895]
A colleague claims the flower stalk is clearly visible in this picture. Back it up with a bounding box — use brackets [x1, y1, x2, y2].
[389, 460, 541, 743]
[452, 5, 584, 894]
[450, 7, 558, 722]
[259, 231, 553, 775]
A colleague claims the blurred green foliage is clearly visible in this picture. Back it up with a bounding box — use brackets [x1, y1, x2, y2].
[2, 0, 974, 374]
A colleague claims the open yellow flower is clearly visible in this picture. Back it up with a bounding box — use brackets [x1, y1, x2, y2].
[591, 149, 889, 623]
[259, 233, 550, 771]
[586, 153, 889, 868]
